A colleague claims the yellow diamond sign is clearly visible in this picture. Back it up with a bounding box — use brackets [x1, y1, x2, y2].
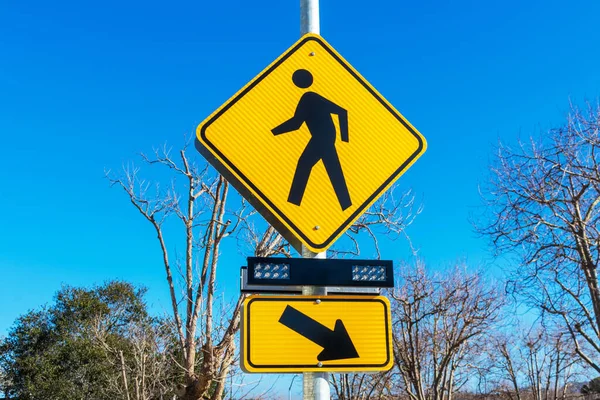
[240, 295, 393, 373]
[195, 33, 426, 252]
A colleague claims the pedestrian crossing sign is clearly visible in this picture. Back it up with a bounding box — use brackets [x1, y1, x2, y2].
[195, 33, 426, 253]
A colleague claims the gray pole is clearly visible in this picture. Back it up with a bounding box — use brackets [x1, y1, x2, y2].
[300, 1, 329, 398]
[300, 0, 320, 36]
[301, 245, 329, 400]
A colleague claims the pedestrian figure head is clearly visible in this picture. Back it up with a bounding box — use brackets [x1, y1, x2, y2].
[292, 69, 313, 88]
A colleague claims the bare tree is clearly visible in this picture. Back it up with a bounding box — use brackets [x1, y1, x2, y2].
[476, 102, 600, 372]
[487, 324, 583, 400]
[106, 139, 289, 400]
[488, 332, 526, 400]
[332, 188, 423, 259]
[391, 260, 504, 400]
[92, 315, 177, 400]
[330, 371, 399, 400]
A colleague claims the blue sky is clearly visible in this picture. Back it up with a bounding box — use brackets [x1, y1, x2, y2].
[1, 0, 600, 397]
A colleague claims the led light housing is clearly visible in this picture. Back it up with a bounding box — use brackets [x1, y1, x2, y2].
[253, 263, 290, 280]
[246, 257, 394, 288]
[352, 266, 386, 282]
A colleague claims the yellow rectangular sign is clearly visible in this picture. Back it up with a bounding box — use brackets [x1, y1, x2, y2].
[240, 295, 393, 373]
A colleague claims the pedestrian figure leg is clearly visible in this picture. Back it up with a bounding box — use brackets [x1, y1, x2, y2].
[288, 142, 321, 206]
[322, 151, 352, 210]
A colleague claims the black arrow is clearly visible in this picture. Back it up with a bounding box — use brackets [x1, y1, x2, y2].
[278, 305, 359, 362]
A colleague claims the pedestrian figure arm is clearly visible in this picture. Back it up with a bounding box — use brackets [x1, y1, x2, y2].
[272, 107, 304, 135]
[337, 108, 349, 142]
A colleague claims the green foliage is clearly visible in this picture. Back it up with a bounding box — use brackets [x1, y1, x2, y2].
[582, 377, 600, 394]
[0, 280, 177, 400]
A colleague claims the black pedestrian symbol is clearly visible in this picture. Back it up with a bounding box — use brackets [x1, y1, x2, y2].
[271, 69, 352, 211]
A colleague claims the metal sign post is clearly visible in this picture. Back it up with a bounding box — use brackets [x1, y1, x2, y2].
[301, 246, 329, 399]
[301, 1, 328, 398]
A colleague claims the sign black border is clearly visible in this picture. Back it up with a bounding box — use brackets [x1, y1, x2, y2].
[244, 296, 391, 370]
[198, 35, 424, 251]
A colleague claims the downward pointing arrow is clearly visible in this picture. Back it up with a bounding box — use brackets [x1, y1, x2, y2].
[278, 305, 359, 361]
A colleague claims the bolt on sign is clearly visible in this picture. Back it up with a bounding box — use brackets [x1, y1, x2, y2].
[195, 33, 426, 253]
[240, 295, 393, 373]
